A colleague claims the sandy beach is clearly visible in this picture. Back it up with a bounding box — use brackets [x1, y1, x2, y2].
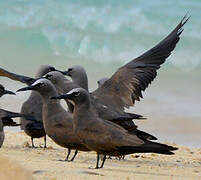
[0, 131, 200, 180]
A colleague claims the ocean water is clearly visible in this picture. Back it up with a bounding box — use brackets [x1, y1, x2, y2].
[0, 0, 200, 147]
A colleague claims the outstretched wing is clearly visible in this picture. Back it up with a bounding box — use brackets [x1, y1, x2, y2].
[0, 67, 35, 85]
[93, 16, 189, 110]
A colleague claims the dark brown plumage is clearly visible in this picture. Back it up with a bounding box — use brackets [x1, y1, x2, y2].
[0, 109, 37, 148]
[0, 65, 62, 148]
[53, 88, 178, 168]
[64, 16, 189, 117]
[43, 71, 80, 113]
[17, 79, 90, 161]
[92, 16, 189, 111]
[97, 77, 156, 141]
[43, 71, 156, 141]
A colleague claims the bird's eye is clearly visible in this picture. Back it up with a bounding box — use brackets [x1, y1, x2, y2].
[37, 83, 44, 87]
[49, 67, 56, 71]
[45, 74, 52, 79]
[74, 91, 80, 97]
[0, 87, 4, 91]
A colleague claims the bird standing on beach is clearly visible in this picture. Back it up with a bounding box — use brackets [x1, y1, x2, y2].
[53, 16, 188, 167]
[53, 88, 178, 168]
[42, 71, 157, 162]
[17, 79, 90, 161]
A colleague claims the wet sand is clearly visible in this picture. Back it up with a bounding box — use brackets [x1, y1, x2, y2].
[0, 131, 200, 180]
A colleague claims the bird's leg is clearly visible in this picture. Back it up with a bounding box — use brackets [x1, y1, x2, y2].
[43, 135, 47, 149]
[118, 155, 122, 160]
[31, 137, 35, 148]
[95, 154, 100, 169]
[121, 155, 125, 160]
[107, 156, 112, 159]
[70, 149, 78, 161]
[64, 148, 71, 161]
[116, 155, 125, 160]
[100, 155, 106, 168]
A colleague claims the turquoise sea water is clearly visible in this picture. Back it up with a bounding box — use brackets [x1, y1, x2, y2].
[0, 0, 200, 147]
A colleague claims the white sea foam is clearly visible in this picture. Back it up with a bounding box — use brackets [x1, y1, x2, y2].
[0, 0, 200, 69]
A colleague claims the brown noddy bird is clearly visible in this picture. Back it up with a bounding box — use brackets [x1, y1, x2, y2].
[43, 72, 157, 162]
[44, 71, 157, 141]
[53, 88, 178, 169]
[0, 65, 63, 148]
[97, 77, 144, 160]
[17, 79, 90, 161]
[64, 16, 189, 121]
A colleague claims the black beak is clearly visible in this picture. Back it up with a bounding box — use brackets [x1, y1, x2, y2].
[61, 70, 70, 76]
[55, 69, 68, 76]
[17, 85, 35, 92]
[51, 93, 72, 100]
[4, 90, 16, 95]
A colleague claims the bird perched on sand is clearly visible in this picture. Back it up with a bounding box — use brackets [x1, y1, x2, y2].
[17, 79, 90, 161]
[53, 88, 178, 169]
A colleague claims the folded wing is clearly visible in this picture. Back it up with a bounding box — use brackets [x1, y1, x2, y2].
[0, 67, 35, 85]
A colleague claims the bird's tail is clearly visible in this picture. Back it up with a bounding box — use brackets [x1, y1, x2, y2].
[130, 129, 157, 140]
[115, 120, 157, 141]
[113, 113, 146, 122]
[126, 112, 146, 120]
[118, 141, 178, 155]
